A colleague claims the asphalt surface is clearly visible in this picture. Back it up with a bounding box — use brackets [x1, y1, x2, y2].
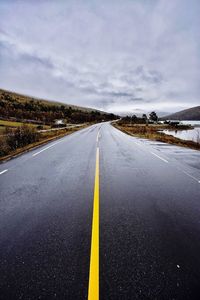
[0, 122, 200, 299]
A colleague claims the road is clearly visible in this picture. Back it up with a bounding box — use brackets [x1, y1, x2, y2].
[0, 122, 200, 299]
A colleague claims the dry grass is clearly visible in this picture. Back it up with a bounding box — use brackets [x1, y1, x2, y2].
[0, 120, 27, 127]
[0, 119, 50, 133]
[0, 88, 97, 113]
[0, 124, 88, 162]
[114, 123, 200, 151]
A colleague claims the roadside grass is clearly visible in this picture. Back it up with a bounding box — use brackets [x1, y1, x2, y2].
[0, 119, 50, 132]
[0, 120, 30, 127]
[0, 126, 5, 133]
[0, 124, 88, 162]
[114, 122, 200, 151]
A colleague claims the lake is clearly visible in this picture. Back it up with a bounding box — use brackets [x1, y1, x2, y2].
[162, 120, 200, 143]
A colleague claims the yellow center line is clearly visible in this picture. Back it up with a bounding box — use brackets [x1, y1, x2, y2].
[88, 147, 99, 300]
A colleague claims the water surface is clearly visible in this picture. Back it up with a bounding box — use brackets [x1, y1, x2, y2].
[162, 120, 200, 143]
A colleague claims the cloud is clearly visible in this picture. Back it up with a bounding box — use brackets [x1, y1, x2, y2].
[0, 0, 200, 115]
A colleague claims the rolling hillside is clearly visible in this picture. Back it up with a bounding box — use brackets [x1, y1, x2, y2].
[0, 88, 117, 124]
[161, 106, 200, 121]
[0, 88, 100, 113]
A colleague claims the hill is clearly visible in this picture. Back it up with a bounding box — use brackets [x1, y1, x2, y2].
[0, 89, 98, 113]
[0, 88, 117, 124]
[161, 106, 200, 121]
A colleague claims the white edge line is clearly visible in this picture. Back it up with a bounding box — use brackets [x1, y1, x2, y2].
[151, 152, 169, 163]
[181, 170, 200, 184]
[32, 140, 62, 157]
[0, 169, 8, 175]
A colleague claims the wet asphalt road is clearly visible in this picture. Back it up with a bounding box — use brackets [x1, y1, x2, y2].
[0, 122, 200, 299]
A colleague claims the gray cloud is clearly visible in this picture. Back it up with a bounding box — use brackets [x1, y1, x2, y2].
[0, 0, 200, 115]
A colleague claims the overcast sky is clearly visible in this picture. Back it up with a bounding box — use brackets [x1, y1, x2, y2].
[0, 0, 200, 115]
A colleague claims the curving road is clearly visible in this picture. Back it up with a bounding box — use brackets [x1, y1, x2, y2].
[0, 122, 200, 299]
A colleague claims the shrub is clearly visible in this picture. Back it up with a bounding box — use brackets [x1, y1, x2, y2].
[6, 126, 40, 150]
[0, 137, 11, 157]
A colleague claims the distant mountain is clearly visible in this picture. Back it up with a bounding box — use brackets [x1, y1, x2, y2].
[161, 106, 200, 121]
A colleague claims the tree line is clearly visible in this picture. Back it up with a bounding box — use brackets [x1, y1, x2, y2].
[120, 112, 158, 124]
[0, 92, 118, 124]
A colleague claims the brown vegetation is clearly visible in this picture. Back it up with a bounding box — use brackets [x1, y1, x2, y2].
[0, 89, 118, 124]
[0, 126, 40, 157]
[0, 88, 118, 161]
[114, 123, 200, 151]
[0, 124, 88, 161]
